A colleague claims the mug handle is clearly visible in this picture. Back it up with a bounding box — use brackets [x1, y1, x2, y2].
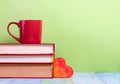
[7, 22, 21, 42]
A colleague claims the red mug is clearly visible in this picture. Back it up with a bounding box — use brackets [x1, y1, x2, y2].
[7, 20, 42, 44]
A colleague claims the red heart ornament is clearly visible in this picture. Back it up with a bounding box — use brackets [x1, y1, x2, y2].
[53, 57, 73, 78]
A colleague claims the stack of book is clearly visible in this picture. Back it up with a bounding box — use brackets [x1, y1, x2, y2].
[0, 43, 55, 78]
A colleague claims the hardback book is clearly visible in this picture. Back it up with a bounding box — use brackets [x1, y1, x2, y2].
[0, 63, 53, 78]
[0, 43, 55, 78]
[0, 43, 54, 54]
[0, 54, 54, 63]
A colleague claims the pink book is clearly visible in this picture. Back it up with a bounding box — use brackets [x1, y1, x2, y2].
[0, 43, 55, 54]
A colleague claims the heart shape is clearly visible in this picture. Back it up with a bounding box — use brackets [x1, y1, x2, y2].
[53, 57, 73, 78]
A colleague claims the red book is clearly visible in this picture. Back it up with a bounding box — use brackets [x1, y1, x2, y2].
[0, 63, 53, 78]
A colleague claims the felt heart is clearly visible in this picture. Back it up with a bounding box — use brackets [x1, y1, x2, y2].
[53, 57, 73, 78]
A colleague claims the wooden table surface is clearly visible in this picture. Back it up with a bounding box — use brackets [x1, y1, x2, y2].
[0, 72, 120, 84]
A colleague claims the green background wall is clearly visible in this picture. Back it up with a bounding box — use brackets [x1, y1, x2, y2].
[0, 0, 120, 72]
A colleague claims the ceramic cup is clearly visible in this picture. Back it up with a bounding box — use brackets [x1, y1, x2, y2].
[7, 20, 42, 44]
